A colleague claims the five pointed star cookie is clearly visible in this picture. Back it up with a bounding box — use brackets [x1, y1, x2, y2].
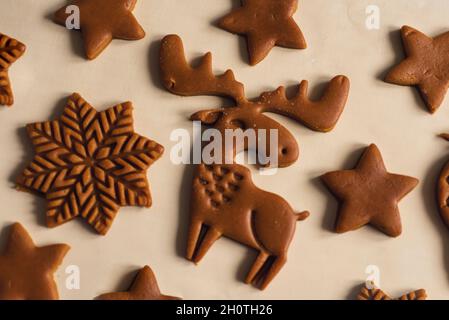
[218, 0, 306, 65]
[0, 33, 26, 106]
[0, 223, 69, 300]
[386, 26, 449, 114]
[321, 144, 418, 237]
[16, 93, 164, 235]
[96, 265, 181, 300]
[54, 0, 145, 60]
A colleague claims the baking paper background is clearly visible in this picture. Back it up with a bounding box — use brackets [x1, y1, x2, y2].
[1, 0, 449, 299]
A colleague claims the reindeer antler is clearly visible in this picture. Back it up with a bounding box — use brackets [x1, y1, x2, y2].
[256, 75, 350, 132]
[160, 34, 245, 102]
[160, 34, 350, 134]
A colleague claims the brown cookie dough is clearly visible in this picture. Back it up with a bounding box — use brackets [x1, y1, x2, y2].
[436, 134, 449, 231]
[386, 26, 449, 114]
[357, 282, 427, 300]
[0, 33, 26, 106]
[321, 144, 419, 237]
[16, 93, 164, 235]
[0, 223, 70, 300]
[160, 35, 314, 289]
[160, 34, 349, 168]
[187, 163, 310, 290]
[218, 0, 306, 65]
[96, 266, 181, 300]
[54, 0, 145, 60]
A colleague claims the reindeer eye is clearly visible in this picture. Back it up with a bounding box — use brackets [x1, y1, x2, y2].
[230, 119, 247, 130]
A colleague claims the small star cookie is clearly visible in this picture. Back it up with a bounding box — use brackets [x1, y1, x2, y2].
[218, 0, 306, 65]
[0, 223, 69, 300]
[54, 0, 145, 60]
[321, 144, 418, 237]
[386, 26, 449, 113]
[96, 266, 181, 300]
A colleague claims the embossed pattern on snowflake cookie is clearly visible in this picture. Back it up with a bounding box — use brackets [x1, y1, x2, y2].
[0, 33, 26, 106]
[16, 93, 164, 235]
[357, 283, 427, 301]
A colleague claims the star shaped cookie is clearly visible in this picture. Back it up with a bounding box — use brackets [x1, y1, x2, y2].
[386, 26, 449, 114]
[321, 144, 418, 237]
[16, 93, 164, 235]
[0, 223, 69, 300]
[96, 266, 181, 300]
[54, 0, 145, 60]
[0, 33, 26, 106]
[218, 0, 306, 65]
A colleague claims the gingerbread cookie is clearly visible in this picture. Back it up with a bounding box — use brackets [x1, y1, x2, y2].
[97, 266, 181, 300]
[161, 35, 313, 289]
[321, 144, 418, 237]
[386, 26, 449, 114]
[357, 283, 427, 301]
[0, 223, 69, 300]
[436, 134, 449, 230]
[187, 163, 310, 290]
[0, 33, 26, 106]
[16, 93, 164, 235]
[357, 284, 391, 301]
[160, 34, 349, 167]
[54, 0, 145, 60]
[218, 0, 306, 65]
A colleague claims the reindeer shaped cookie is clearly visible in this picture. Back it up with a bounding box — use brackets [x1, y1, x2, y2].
[160, 34, 350, 167]
[189, 162, 309, 289]
[159, 35, 348, 289]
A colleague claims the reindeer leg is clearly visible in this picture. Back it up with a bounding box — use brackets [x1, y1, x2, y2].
[192, 227, 222, 264]
[245, 251, 269, 285]
[259, 255, 287, 290]
[186, 219, 203, 261]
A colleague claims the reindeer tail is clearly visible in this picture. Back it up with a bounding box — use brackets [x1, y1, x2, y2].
[295, 211, 310, 221]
